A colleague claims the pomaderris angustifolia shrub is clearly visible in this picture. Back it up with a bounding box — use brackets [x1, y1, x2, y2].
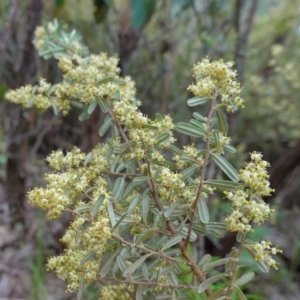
[5, 20, 282, 300]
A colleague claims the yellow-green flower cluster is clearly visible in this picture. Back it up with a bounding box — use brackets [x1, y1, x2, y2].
[100, 284, 134, 300]
[173, 144, 204, 169]
[28, 145, 111, 219]
[239, 151, 274, 196]
[188, 58, 244, 112]
[157, 167, 185, 203]
[225, 152, 274, 232]
[33, 22, 57, 50]
[246, 240, 282, 270]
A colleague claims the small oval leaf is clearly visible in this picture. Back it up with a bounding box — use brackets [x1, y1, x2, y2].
[187, 96, 211, 107]
[162, 235, 184, 251]
[216, 109, 228, 133]
[211, 153, 239, 182]
[234, 272, 255, 286]
[88, 101, 97, 114]
[198, 273, 228, 293]
[198, 198, 209, 224]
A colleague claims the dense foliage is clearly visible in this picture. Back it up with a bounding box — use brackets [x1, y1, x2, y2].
[5, 21, 281, 300]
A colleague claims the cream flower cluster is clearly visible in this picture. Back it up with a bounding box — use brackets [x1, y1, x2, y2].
[173, 144, 204, 169]
[188, 58, 244, 112]
[48, 215, 111, 291]
[225, 152, 274, 232]
[29, 146, 111, 219]
[100, 284, 134, 300]
[157, 167, 186, 203]
[246, 240, 282, 270]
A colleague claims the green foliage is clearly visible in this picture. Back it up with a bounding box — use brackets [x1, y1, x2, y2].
[4, 21, 282, 299]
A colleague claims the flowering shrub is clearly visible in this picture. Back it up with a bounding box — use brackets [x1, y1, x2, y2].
[5, 20, 281, 299]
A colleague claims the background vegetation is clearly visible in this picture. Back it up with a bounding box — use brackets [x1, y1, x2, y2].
[0, 0, 299, 299]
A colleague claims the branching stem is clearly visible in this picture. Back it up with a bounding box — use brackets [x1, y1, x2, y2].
[185, 90, 218, 246]
[225, 232, 247, 298]
[107, 102, 212, 297]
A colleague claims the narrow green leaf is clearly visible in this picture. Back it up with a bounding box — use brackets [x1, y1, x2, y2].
[112, 79, 126, 85]
[156, 132, 170, 144]
[127, 196, 140, 215]
[193, 221, 207, 235]
[110, 155, 120, 172]
[51, 102, 58, 115]
[234, 285, 248, 300]
[115, 161, 126, 173]
[78, 107, 89, 121]
[123, 254, 152, 276]
[84, 152, 93, 166]
[187, 96, 211, 106]
[116, 255, 127, 272]
[234, 272, 255, 286]
[100, 249, 121, 278]
[216, 109, 228, 133]
[142, 195, 149, 224]
[207, 229, 226, 238]
[208, 289, 225, 300]
[226, 249, 238, 272]
[176, 122, 205, 138]
[88, 101, 97, 114]
[198, 198, 209, 224]
[236, 231, 243, 242]
[71, 101, 83, 109]
[99, 115, 112, 136]
[182, 154, 196, 163]
[91, 194, 105, 218]
[223, 144, 236, 153]
[135, 228, 158, 245]
[97, 99, 109, 113]
[178, 226, 197, 242]
[163, 201, 179, 218]
[162, 235, 184, 251]
[193, 112, 206, 122]
[123, 183, 135, 199]
[75, 204, 90, 213]
[133, 176, 149, 186]
[152, 160, 177, 170]
[206, 179, 240, 190]
[107, 203, 116, 226]
[112, 90, 120, 99]
[112, 213, 128, 232]
[198, 273, 228, 293]
[112, 177, 125, 202]
[119, 140, 135, 150]
[206, 222, 227, 231]
[77, 277, 85, 300]
[80, 251, 95, 266]
[198, 254, 212, 268]
[156, 113, 163, 121]
[142, 264, 149, 281]
[181, 165, 198, 179]
[213, 130, 220, 145]
[99, 77, 114, 84]
[144, 124, 158, 130]
[211, 153, 239, 182]
[203, 257, 236, 272]
[136, 286, 143, 300]
[170, 145, 182, 155]
[190, 119, 206, 134]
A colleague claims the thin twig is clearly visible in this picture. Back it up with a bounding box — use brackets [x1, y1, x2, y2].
[106, 102, 212, 296]
[225, 232, 247, 298]
[103, 276, 198, 290]
[112, 233, 191, 267]
[185, 91, 218, 246]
